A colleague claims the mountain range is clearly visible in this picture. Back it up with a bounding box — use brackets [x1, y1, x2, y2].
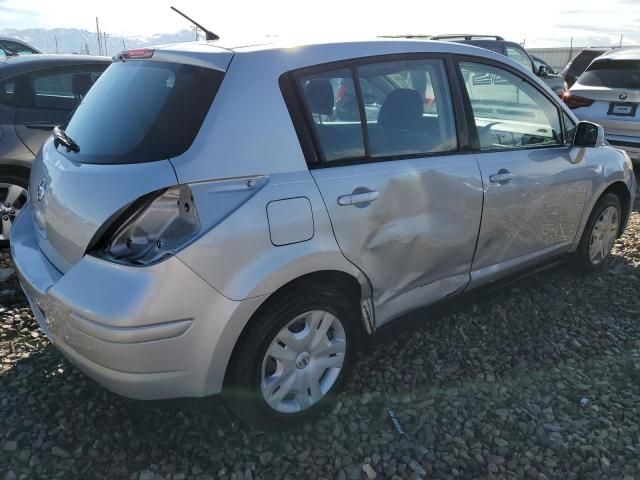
[0, 27, 197, 55]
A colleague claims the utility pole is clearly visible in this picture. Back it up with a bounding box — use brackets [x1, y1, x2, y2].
[103, 32, 109, 56]
[619, 35, 623, 47]
[95, 17, 102, 55]
[54, 35, 59, 54]
[122, 37, 126, 50]
[569, 37, 573, 64]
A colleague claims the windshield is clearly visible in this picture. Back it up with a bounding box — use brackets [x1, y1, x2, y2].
[63, 60, 224, 164]
[578, 59, 640, 89]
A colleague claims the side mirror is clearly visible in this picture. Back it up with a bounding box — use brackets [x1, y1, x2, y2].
[574, 121, 605, 148]
[537, 65, 550, 77]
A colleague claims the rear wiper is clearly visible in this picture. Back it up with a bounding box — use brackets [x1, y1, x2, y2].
[53, 126, 79, 153]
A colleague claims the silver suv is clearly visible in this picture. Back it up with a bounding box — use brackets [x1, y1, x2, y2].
[11, 39, 636, 429]
[563, 47, 640, 164]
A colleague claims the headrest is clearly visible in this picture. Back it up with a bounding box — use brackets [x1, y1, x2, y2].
[71, 73, 94, 98]
[378, 89, 423, 132]
[305, 79, 334, 116]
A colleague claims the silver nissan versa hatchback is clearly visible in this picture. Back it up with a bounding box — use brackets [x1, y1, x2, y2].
[10, 39, 637, 429]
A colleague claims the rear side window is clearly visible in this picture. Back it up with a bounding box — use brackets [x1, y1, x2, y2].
[298, 68, 366, 162]
[31, 68, 105, 110]
[64, 60, 223, 164]
[297, 57, 457, 163]
[579, 59, 640, 89]
[0, 40, 37, 55]
[357, 59, 457, 157]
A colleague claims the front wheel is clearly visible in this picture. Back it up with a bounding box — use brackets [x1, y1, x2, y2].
[0, 169, 29, 247]
[224, 284, 359, 430]
[575, 193, 622, 269]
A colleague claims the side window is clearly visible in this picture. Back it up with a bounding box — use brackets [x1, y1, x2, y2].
[357, 58, 457, 157]
[0, 40, 37, 55]
[563, 112, 577, 144]
[30, 67, 106, 110]
[505, 46, 533, 72]
[298, 68, 365, 162]
[460, 61, 562, 150]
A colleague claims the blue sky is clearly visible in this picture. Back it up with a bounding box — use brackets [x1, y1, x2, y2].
[1, 0, 639, 47]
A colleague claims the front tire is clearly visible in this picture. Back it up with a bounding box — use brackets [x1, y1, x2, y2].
[575, 193, 622, 270]
[224, 284, 359, 430]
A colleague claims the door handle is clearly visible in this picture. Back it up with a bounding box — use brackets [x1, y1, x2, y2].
[24, 122, 57, 130]
[489, 170, 515, 185]
[338, 190, 379, 206]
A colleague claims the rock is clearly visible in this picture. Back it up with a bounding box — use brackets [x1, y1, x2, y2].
[4, 472, 17, 480]
[408, 460, 427, 476]
[51, 446, 71, 458]
[362, 463, 377, 480]
[0, 267, 14, 282]
[2, 441, 17, 452]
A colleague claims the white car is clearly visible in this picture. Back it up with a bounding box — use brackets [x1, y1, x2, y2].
[563, 48, 640, 164]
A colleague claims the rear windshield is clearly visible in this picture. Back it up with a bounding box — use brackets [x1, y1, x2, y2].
[569, 51, 603, 74]
[63, 60, 224, 164]
[578, 59, 640, 89]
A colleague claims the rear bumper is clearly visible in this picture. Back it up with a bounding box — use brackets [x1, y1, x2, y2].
[10, 204, 264, 400]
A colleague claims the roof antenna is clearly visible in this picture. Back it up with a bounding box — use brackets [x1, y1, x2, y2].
[170, 6, 219, 41]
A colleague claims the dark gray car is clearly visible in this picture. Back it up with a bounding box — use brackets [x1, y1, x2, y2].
[0, 54, 110, 244]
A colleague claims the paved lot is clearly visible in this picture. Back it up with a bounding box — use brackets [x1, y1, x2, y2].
[1, 188, 640, 480]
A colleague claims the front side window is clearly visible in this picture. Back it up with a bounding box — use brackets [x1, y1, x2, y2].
[578, 59, 640, 89]
[460, 61, 562, 150]
[297, 58, 457, 163]
[563, 112, 577, 144]
[505, 46, 533, 72]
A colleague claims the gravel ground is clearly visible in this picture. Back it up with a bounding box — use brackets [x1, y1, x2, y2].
[2, 189, 640, 480]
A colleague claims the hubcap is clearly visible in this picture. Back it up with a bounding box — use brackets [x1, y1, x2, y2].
[0, 183, 27, 241]
[588, 206, 619, 265]
[261, 310, 347, 413]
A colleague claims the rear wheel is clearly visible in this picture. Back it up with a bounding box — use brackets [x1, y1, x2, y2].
[224, 284, 359, 430]
[575, 193, 622, 269]
[0, 169, 29, 247]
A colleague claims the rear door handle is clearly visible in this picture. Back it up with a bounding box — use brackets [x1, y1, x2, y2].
[24, 122, 58, 130]
[489, 170, 515, 184]
[338, 190, 379, 206]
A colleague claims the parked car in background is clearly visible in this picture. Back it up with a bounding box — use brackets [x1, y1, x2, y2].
[11, 39, 635, 429]
[430, 35, 567, 96]
[0, 37, 42, 55]
[0, 54, 110, 244]
[563, 48, 640, 165]
[562, 47, 611, 89]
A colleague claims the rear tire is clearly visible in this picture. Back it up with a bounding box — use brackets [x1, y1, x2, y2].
[0, 168, 29, 248]
[575, 193, 622, 270]
[223, 283, 359, 430]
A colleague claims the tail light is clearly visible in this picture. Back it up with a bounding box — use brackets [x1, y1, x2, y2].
[117, 48, 155, 60]
[562, 92, 595, 109]
[92, 185, 200, 266]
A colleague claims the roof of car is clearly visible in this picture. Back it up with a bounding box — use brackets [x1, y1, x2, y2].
[598, 47, 640, 61]
[147, 37, 528, 74]
[0, 54, 111, 80]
